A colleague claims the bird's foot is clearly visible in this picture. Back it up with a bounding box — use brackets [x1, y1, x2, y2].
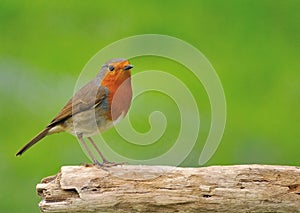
[103, 160, 127, 167]
[93, 160, 127, 168]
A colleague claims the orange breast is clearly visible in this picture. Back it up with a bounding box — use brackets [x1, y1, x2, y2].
[101, 71, 132, 121]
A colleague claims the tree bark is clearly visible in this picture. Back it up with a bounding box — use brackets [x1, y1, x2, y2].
[37, 164, 300, 212]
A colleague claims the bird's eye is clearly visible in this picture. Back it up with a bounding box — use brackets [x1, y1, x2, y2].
[108, 65, 115, 71]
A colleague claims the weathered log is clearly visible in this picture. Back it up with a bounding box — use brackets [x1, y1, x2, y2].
[37, 164, 300, 212]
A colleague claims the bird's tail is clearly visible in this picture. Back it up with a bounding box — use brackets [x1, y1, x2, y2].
[16, 127, 51, 156]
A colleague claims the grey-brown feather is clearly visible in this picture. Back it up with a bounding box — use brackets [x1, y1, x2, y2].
[48, 79, 109, 127]
[16, 127, 51, 156]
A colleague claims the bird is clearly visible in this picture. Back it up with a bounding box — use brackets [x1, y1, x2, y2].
[16, 58, 133, 166]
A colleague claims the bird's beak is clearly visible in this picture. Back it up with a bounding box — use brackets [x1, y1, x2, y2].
[123, 64, 133, 71]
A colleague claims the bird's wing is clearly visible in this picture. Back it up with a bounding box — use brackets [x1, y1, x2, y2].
[48, 79, 108, 127]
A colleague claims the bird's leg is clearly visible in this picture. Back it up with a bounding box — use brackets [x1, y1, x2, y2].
[87, 137, 127, 167]
[76, 134, 101, 166]
[87, 137, 109, 163]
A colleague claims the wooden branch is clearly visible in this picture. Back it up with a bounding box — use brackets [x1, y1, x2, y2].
[37, 164, 300, 212]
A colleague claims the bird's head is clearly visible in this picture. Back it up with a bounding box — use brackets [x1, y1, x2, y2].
[98, 58, 133, 86]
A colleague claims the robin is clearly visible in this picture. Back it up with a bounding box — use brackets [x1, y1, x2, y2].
[16, 58, 133, 166]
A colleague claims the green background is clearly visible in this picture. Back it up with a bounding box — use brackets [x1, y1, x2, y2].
[1, 0, 299, 212]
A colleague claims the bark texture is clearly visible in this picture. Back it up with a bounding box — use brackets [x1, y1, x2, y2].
[37, 164, 300, 212]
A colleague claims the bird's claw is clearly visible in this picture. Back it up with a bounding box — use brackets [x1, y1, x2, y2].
[93, 160, 127, 168]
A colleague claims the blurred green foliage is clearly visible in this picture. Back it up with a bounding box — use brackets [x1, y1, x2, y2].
[0, 0, 299, 212]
